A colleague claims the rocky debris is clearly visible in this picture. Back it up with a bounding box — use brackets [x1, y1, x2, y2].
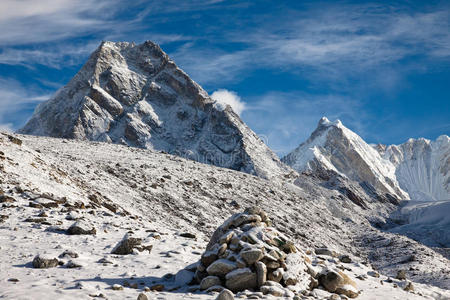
[59, 250, 79, 259]
[195, 207, 314, 294]
[32, 255, 59, 268]
[216, 289, 234, 300]
[150, 284, 164, 291]
[396, 270, 407, 280]
[111, 233, 153, 255]
[200, 276, 222, 290]
[206, 259, 237, 277]
[0, 215, 9, 223]
[65, 260, 83, 268]
[180, 232, 196, 239]
[192, 207, 365, 298]
[319, 269, 359, 298]
[0, 195, 15, 203]
[24, 217, 50, 225]
[403, 281, 414, 292]
[137, 293, 148, 300]
[225, 268, 257, 292]
[67, 220, 96, 235]
[98, 257, 114, 265]
[6, 134, 22, 146]
[315, 247, 338, 257]
[339, 255, 352, 263]
[112, 284, 123, 291]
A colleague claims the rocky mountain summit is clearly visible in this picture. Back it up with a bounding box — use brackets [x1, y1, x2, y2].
[19, 41, 289, 179]
[283, 117, 449, 202]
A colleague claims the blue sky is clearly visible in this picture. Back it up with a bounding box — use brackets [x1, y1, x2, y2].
[0, 0, 449, 155]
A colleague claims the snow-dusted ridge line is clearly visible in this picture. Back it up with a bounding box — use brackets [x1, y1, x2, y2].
[18, 40, 290, 179]
[283, 117, 449, 203]
[282, 117, 408, 201]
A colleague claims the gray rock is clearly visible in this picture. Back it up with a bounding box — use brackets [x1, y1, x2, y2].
[200, 276, 222, 290]
[240, 248, 263, 265]
[255, 261, 267, 287]
[65, 260, 83, 268]
[262, 281, 283, 288]
[260, 285, 284, 296]
[59, 250, 79, 258]
[201, 251, 218, 267]
[137, 293, 148, 300]
[396, 270, 407, 280]
[339, 255, 352, 263]
[112, 284, 123, 290]
[314, 247, 337, 257]
[216, 288, 234, 300]
[67, 220, 96, 235]
[206, 285, 225, 293]
[32, 255, 59, 268]
[111, 235, 142, 255]
[225, 268, 257, 292]
[206, 259, 237, 276]
[319, 270, 358, 298]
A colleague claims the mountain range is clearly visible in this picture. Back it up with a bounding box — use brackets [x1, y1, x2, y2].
[4, 40, 449, 299]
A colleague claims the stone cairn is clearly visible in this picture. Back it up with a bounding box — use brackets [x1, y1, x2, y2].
[194, 207, 359, 298]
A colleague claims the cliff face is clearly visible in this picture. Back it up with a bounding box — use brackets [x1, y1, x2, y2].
[19, 41, 290, 179]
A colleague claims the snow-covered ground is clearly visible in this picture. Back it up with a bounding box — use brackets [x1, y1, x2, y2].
[387, 200, 450, 248]
[1, 132, 449, 299]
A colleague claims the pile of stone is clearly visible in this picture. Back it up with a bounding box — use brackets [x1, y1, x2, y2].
[193, 207, 310, 297]
[194, 207, 360, 298]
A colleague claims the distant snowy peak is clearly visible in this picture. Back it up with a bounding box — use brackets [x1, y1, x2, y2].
[378, 135, 450, 201]
[19, 41, 290, 179]
[282, 117, 409, 200]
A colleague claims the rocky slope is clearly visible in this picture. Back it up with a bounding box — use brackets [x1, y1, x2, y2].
[1, 131, 449, 300]
[18, 41, 289, 179]
[282, 117, 408, 201]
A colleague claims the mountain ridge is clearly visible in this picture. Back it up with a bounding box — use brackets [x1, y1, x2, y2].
[19, 40, 290, 179]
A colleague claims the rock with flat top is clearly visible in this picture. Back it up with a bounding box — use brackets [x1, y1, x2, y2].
[225, 268, 257, 292]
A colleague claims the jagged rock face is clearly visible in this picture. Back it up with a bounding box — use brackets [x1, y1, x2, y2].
[378, 135, 450, 201]
[282, 117, 408, 200]
[19, 41, 288, 179]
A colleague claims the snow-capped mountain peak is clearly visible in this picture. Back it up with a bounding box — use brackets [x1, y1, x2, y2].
[19, 40, 290, 179]
[284, 117, 449, 202]
[283, 117, 409, 200]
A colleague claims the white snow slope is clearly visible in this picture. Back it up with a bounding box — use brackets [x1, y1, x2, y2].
[379, 135, 450, 202]
[1, 132, 449, 299]
[388, 200, 450, 248]
[18, 41, 289, 179]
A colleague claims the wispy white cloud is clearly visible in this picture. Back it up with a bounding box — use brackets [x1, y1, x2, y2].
[211, 89, 246, 115]
[0, 78, 50, 130]
[173, 4, 450, 86]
